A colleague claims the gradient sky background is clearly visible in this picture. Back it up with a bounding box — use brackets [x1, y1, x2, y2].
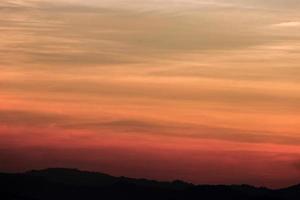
[0, 0, 300, 188]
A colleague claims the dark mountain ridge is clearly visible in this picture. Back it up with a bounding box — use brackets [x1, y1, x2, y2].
[1, 168, 299, 200]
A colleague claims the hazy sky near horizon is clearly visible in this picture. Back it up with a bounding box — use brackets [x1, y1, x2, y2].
[1, 0, 300, 188]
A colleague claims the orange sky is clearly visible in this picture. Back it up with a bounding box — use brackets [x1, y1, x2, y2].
[0, 0, 300, 188]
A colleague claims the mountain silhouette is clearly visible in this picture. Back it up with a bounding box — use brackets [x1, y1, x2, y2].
[1, 168, 299, 200]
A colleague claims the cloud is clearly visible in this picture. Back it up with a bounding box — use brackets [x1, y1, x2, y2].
[292, 160, 300, 171]
[63, 118, 300, 146]
[0, 110, 68, 127]
[272, 21, 300, 27]
[63, 120, 167, 132]
[0, 0, 282, 67]
[193, 127, 300, 146]
[1, 0, 300, 150]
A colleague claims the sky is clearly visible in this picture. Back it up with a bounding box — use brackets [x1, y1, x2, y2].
[0, 0, 300, 188]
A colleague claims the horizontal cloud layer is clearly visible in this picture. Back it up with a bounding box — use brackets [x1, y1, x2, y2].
[1, 0, 300, 189]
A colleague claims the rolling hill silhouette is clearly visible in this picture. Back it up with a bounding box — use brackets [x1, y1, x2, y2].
[1, 168, 299, 200]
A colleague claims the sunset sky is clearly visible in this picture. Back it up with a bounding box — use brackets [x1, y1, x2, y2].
[1, 0, 300, 188]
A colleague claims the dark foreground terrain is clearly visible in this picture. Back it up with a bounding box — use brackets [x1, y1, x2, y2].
[1, 168, 300, 200]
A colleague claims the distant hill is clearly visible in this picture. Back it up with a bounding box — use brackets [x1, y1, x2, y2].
[0, 168, 299, 200]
